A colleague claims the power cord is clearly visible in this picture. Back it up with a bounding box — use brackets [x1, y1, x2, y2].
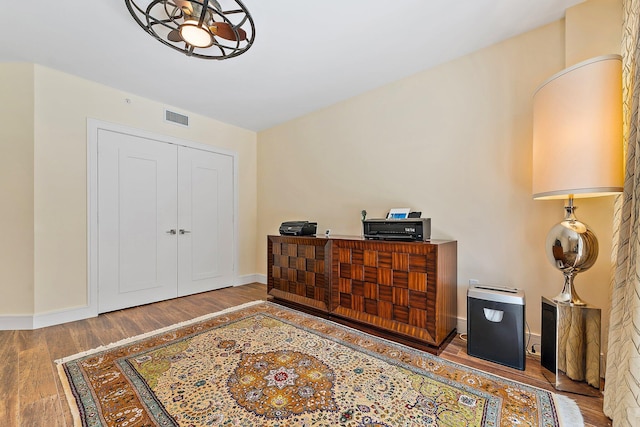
[525, 321, 541, 358]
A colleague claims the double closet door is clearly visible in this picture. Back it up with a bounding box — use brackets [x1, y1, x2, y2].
[97, 129, 234, 313]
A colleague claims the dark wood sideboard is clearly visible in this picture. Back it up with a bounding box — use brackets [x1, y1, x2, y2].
[267, 235, 458, 354]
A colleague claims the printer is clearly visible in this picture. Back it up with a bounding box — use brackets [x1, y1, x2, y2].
[279, 221, 318, 236]
[363, 218, 431, 241]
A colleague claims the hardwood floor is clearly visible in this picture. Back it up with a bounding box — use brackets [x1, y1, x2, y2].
[1, 283, 610, 426]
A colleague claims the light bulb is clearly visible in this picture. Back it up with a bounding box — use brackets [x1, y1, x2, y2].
[179, 19, 214, 48]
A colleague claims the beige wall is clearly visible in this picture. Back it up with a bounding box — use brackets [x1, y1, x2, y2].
[566, 0, 622, 66]
[3, 64, 257, 316]
[257, 0, 622, 342]
[0, 63, 35, 314]
[257, 21, 567, 336]
[563, 0, 623, 351]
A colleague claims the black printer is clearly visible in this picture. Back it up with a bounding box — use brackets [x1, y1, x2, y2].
[279, 221, 317, 236]
[363, 218, 431, 241]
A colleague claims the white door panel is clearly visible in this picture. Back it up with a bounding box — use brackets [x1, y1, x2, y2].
[178, 147, 234, 296]
[94, 123, 236, 313]
[97, 130, 178, 313]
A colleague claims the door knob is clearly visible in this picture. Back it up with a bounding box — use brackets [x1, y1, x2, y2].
[179, 229, 191, 235]
[166, 229, 177, 235]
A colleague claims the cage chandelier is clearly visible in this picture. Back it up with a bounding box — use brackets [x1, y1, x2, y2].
[124, 0, 255, 60]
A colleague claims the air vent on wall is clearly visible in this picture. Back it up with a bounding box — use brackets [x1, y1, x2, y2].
[164, 109, 189, 127]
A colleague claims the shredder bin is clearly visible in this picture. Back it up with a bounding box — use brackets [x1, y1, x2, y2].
[467, 285, 526, 370]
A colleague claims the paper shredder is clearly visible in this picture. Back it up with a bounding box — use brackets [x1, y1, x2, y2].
[467, 285, 526, 370]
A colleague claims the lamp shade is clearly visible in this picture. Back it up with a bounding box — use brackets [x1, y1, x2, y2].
[532, 55, 623, 200]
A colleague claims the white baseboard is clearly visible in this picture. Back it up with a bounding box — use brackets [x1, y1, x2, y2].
[33, 305, 97, 329]
[235, 274, 267, 286]
[0, 304, 97, 331]
[0, 315, 35, 330]
[456, 316, 467, 334]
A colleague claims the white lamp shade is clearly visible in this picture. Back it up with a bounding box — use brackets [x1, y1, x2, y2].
[532, 55, 623, 200]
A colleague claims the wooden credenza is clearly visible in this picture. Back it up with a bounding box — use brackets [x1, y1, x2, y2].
[267, 235, 457, 354]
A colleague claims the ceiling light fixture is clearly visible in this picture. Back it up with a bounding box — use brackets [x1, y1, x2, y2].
[124, 0, 255, 60]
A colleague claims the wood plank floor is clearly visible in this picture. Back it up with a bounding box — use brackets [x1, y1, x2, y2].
[1, 283, 610, 426]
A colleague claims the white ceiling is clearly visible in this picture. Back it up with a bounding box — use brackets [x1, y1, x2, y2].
[0, 0, 582, 131]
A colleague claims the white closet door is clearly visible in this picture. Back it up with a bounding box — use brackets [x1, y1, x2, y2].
[97, 130, 178, 313]
[177, 146, 235, 296]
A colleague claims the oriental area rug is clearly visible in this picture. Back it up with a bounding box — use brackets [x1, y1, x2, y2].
[57, 301, 583, 427]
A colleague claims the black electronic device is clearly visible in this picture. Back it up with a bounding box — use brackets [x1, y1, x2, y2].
[362, 218, 431, 241]
[279, 221, 317, 236]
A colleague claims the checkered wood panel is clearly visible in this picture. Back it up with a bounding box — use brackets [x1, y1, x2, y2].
[333, 240, 438, 339]
[269, 236, 457, 351]
[267, 236, 330, 311]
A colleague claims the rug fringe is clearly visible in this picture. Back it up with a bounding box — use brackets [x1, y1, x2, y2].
[553, 394, 585, 426]
[54, 300, 265, 365]
[56, 362, 82, 427]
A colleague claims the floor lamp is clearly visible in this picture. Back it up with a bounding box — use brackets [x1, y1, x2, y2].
[533, 54, 623, 396]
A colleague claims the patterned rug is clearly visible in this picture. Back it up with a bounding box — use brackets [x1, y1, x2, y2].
[57, 301, 583, 426]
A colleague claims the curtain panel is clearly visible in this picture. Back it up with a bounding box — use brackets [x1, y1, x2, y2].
[603, 0, 640, 425]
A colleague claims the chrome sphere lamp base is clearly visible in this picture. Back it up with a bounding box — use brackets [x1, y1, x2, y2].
[545, 197, 598, 306]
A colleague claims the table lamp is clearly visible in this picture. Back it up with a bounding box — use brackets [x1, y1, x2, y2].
[532, 54, 623, 305]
